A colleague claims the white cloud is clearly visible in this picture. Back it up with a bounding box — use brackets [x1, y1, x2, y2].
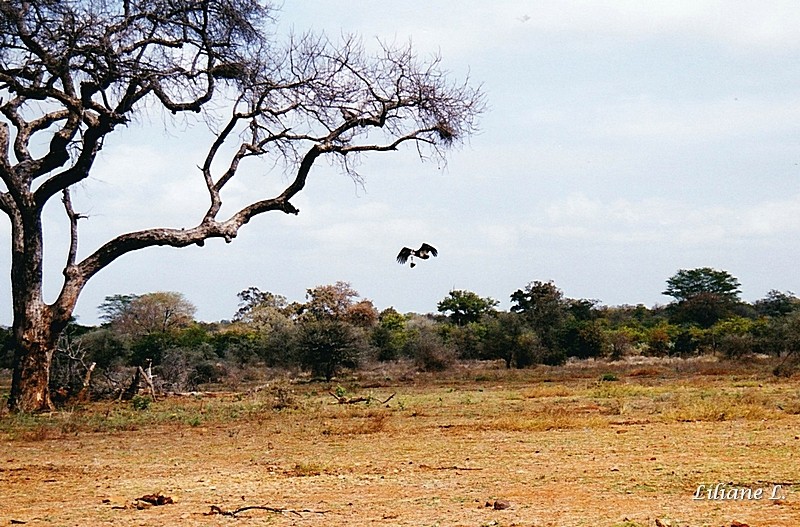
[591, 96, 800, 143]
[517, 193, 800, 246]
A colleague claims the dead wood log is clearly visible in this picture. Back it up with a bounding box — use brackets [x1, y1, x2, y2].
[136, 493, 174, 506]
[418, 464, 483, 471]
[139, 365, 157, 401]
[76, 362, 96, 402]
[206, 504, 327, 517]
[329, 391, 396, 405]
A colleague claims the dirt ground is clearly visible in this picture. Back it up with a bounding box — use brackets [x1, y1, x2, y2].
[2, 363, 799, 527]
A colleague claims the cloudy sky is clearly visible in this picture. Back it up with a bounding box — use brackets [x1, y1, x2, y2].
[4, 1, 800, 325]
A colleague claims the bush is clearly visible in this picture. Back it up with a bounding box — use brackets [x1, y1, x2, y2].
[296, 319, 358, 381]
[371, 309, 410, 361]
[562, 320, 609, 359]
[773, 356, 798, 378]
[513, 331, 548, 368]
[131, 394, 152, 411]
[157, 345, 225, 391]
[405, 323, 456, 372]
[717, 333, 755, 359]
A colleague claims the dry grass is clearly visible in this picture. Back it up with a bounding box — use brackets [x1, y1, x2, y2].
[1, 358, 800, 526]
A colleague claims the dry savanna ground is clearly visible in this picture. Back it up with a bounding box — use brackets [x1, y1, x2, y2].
[1, 357, 800, 527]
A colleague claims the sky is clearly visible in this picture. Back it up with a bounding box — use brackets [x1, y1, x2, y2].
[3, 1, 800, 326]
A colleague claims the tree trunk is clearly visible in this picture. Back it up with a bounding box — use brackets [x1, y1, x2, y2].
[7, 206, 64, 413]
[9, 313, 57, 412]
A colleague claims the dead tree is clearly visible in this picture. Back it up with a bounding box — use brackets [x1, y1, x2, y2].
[0, 1, 483, 411]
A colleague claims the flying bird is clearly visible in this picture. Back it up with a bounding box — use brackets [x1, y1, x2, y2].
[397, 243, 438, 268]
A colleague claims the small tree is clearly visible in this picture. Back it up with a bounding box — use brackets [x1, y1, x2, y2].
[104, 292, 197, 337]
[303, 282, 361, 321]
[345, 300, 380, 328]
[754, 290, 800, 318]
[234, 288, 290, 324]
[480, 311, 544, 368]
[371, 308, 409, 361]
[663, 268, 741, 302]
[437, 289, 498, 326]
[663, 268, 742, 328]
[562, 320, 609, 359]
[510, 280, 569, 352]
[296, 319, 357, 381]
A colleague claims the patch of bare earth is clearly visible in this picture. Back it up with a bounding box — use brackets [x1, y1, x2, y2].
[2, 366, 799, 526]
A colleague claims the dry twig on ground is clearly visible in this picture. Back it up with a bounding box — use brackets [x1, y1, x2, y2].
[206, 504, 328, 517]
[329, 391, 396, 405]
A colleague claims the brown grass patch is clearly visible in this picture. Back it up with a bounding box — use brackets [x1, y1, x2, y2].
[482, 405, 609, 431]
[2, 359, 800, 527]
[521, 383, 574, 398]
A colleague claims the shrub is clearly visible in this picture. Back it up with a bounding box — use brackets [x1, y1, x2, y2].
[131, 394, 152, 411]
[296, 319, 358, 381]
[157, 345, 225, 391]
[405, 323, 456, 372]
[773, 354, 799, 378]
[717, 333, 755, 359]
[562, 320, 609, 359]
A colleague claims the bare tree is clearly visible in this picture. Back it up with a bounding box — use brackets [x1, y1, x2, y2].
[0, 1, 483, 411]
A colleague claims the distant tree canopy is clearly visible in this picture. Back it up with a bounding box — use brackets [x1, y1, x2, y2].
[437, 289, 498, 326]
[100, 292, 196, 337]
[34, 268, 800, 403]
[663, 268, 743, 328]
[510, 281, 569, 351]
[663, 268, 741, 302]
[754, 290, 800, 318]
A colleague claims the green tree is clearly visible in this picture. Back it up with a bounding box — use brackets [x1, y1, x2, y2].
[645, 323, 674, 356]
[510, 281, 569, 352]
[663, 268, 742, 328]
[669, 293, 734, 328]
[437, 290, 498, 326]
[663, 268, 741, 302]
[296, 319, 358, 381]
[480, 311, 547, 368]
[0, 1, 483, 411]
[97, 291, 197, 367]
[562, 320, 609, 359]
[98, 294, 139, 324]
[710, 316, 755, 358]
[371, 308, 409, 361]
[754, 290, 800, 318]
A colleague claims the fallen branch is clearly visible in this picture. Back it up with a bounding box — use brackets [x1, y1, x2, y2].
[206, 504, 328, 517]
[418, 464, 483, 471]
[329, 391, 396, 405]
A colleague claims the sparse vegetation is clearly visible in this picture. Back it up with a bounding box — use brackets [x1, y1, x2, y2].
[10, 268, 799, 409]
[1, 360, 798, 525]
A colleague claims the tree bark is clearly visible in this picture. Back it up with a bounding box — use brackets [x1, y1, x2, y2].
[9, 312, 57, 412]
[7, 204, 66, 412]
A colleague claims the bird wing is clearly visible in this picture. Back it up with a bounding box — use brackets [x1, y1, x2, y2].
[419, 243, 438, 257]
[396, 247, 413, 264]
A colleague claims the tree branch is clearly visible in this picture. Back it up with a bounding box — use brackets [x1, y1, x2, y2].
[0, 191, 13, 216]
[61, 188, 85, 268]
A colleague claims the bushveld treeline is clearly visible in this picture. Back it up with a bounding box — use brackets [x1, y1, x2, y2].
[1, 267, 798, 402]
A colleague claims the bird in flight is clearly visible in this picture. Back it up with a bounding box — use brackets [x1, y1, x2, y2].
[397, 243, 438, 268]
